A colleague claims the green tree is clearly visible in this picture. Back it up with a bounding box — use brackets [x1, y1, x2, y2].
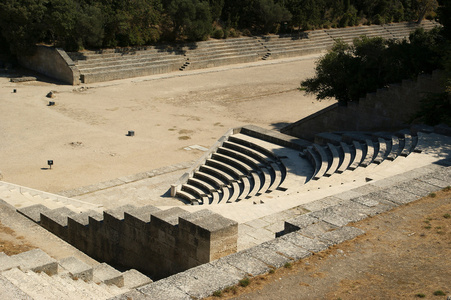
[0, 0, 48, 55]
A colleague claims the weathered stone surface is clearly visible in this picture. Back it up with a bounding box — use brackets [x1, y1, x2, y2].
[93, 263, 124, 287]
[284, 213, 318, 233]
[122, 269, 152, 289]
[299, 221, 338, 238]
[218, 252, 270, 276]
[396, 180, 441, 197]
[17, 204, 50, 223]
[138, 280, 190, 300]
[0, 252, 19, 272]
[260, 238, 312, 261]
[12, 249, 58, 275]
[164, 263, 242, 299]
[279, 232, 331, 253]
[310, 208, 352, 227]
[417, 173, 450, 189]
[58, 256, 93, 281]
[301, 196, 345, 212]
[0, 274, 33, 300]
[209, 258, 247, 278]
[319, 226, 365, 245]
[350, 184, 380, 195]
[332, 201, 375, 220]
[371, 187, 418, 205]
[243, 245, 291, 269]
[108, 290, 152, 300]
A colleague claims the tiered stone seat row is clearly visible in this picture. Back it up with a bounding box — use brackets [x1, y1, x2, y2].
[0, 249, 151, 299]
[180, 37, 268, 71]
[306, 130, 419, 180]
[175, 133, 288, 205]
[66, 21, 438, 84]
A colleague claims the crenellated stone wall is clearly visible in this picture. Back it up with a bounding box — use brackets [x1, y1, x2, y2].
[39, 205, 238, 280]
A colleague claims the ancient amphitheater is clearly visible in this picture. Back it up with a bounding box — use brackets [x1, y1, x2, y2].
[1, 21, 450, 299]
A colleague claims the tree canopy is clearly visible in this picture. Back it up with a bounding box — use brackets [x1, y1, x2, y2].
[0, 0, 444, 54]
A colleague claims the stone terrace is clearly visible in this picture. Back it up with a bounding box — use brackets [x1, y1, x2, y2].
[67, 20, 438, 84]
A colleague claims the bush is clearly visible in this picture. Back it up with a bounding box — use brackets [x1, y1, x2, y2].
[212, 28, 225, 39]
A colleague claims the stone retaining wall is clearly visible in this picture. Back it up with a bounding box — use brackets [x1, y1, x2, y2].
[281, 70, 444, 140]
[18, 46, 80, 85]
[40, 206, 238, 280]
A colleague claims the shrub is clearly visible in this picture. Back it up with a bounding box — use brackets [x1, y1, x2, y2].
[212, 28, 224, 39]
[239, 277, 250, 287]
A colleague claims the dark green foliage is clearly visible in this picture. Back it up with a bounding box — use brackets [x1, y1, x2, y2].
[0, 0, 444, 54]
[0, 0, 48, 55]
[413, 92, 451, 126]
[301, 29, 445, 104]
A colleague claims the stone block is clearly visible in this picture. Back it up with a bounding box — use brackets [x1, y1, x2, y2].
[218, 252, 270, 276]
[122, 269, 153, 289]
[301, 196, 346, 212]
[319, 226, 365, 245]
[0, 274, 33, 299]
[310, 208, 352, 227]
[12, 249, 58, 275]
[375, 187, 419, 205]
[260, 238, 312, 261]
[124, 205, 161, 229]
[150, 207, 189, 235]
[0, 252, 19, 272]
[396, 179, 441, 197]
[17, 204, 50, 223]
[243, 245, 291, 269]
[93, 263, 124, 287]
[138, 280, 190, 300]
[108, 290, 151, 300]
[417, 173, 450, 189]
[298, 221, 338, 239]
[279, 232, 331, 253]
[162, 262, 243, 299]
[103, 204, 136, 232]
[40, 207, 78, 240]
[284, 214, 319, 234]
[332, 201, 375, 220]
[58, 256, 93, 281]
[209, 258, 247, 279]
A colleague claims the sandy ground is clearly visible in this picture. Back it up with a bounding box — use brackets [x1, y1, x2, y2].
[0, 55, 332, 193]
[205, 188, 451, 300]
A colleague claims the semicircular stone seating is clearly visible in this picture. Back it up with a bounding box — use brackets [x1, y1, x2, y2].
[174, 133, 288, 205]
[306, 129, 419, 181]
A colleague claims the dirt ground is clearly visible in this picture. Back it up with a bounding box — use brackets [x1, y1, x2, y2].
[0, 55, 331, 193]
[205, 188, 451, 300]
[0, 220, 35, 256]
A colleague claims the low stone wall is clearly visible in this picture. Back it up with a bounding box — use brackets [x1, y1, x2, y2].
[40, 206, 238, 280]
[18, 46, 80, 85]
[282, 70, 444, 140]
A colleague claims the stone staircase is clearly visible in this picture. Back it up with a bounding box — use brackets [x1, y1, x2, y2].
[178, 37, 267, 71]
[171, 125, 424, 205]
[0, 249, 152, 299]
[66, 21, 439, 84]
[0, 182, 103, 221]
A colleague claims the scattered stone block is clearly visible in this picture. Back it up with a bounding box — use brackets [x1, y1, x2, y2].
[58, 256, 93, 281]
[12, 249, 58, 275]
[319, 226, 365, 245]
[93, 263, 124, 287]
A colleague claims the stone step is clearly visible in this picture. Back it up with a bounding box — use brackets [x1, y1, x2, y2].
[93, 263, 124, 288]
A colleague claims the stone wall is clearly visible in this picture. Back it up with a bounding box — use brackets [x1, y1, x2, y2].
[40, 206, 238, 280]
[281, 70, 445, 140]
[18, 46, 80, 85]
